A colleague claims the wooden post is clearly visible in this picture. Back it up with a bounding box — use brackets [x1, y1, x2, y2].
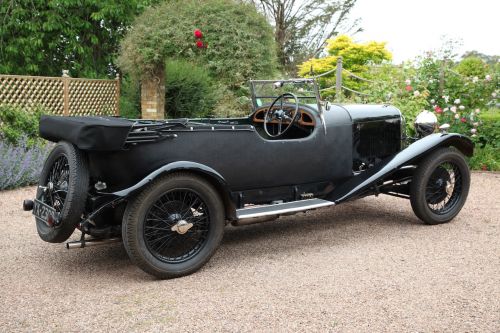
[62, 70, 70, 116]
[335, 57, 343, 103]
[115, 73, 121, 116]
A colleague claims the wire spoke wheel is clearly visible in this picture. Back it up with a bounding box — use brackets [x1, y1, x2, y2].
[425, 162, 463, 215]
[410, 147, 470, 225]
[35, 141, 89, 243]
[41, 155, 70, 213]
[144, 189, 210, 263]
[123, 173, 225, 279]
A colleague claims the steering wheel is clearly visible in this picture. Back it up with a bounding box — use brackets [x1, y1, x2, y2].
[264, 93, 300, 138]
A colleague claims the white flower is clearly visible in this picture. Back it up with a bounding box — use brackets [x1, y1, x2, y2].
[475, 108, 481, 114]
[429, 79, 434, 84]
[485, 74, 492, 81]
[472, 76, 479, 83]
[430, 99, 436, 104]
[414, 90, 421, 97]
[459, 105, 465, 110]
[444, 107, 449, 112]
[405, 79, 411, 85]
[493, 92, 497, 98]
[450, 106, 457, 113]
[454, 99, 461, 104]
[471, 134, 477, 138]
[454, 114, 460, 119]
[470, 128, 477, 134]
[443, 95, 450, 103]
[473, 122, 479, 127]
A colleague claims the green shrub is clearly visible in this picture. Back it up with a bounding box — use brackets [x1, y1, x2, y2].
[468, 145, 500, 171]
[0, 105, 45, 145]
[456, 57, 489, 77]
[212, 87, 253, 118]
[475, 109, 500, 149]
[164, 60, 218, 119]
[119, 76, 141, 119]
[118, 0, 277, 89]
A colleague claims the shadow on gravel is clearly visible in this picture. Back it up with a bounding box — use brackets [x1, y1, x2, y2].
[217, 199, 422, 260]
[46, 198, 422, 279]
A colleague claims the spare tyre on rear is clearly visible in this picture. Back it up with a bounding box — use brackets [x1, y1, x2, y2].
[36, 141, 89, 243]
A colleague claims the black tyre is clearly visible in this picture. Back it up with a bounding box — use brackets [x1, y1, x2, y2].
[410, 147, 471, 225]
[122, 173, 225, 279]
[36, 141, 89, 243]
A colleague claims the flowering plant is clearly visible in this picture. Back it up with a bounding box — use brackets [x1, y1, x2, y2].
[0, 137, 52, 190]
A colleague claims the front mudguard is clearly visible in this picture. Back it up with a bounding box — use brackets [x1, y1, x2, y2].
[328, 133, 473, 203]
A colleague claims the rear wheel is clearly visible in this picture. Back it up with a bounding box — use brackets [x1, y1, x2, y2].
[122, 173, 225, 279]
[410, 147, 470, 224]
[36, 141, 89, 243]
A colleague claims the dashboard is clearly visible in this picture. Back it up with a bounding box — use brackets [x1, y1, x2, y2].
[252, 107, 316, 127]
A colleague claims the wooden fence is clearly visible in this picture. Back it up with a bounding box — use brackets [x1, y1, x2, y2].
[0, 72, 120, 116]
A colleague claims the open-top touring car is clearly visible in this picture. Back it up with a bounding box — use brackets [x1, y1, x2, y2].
[23, 78, 473, 278]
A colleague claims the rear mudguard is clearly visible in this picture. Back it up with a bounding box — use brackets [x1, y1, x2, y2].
[327, 133, 473, 204]
[111, 161, 229, 197]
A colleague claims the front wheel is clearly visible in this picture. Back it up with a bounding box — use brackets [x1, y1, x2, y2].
[410, 147, 471, 225]
[122, 173, 225, 279]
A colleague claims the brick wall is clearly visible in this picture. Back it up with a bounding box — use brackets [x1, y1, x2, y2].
[141, 66, 165, 119]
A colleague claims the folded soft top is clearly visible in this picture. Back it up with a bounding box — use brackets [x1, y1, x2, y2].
[40, 116, 134, 151]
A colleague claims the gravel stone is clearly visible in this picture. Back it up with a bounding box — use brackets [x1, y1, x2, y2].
[0, 172, 498, 332]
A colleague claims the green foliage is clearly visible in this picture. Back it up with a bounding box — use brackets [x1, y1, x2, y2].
[344, 41, 500, 170]
[0, 105, 44, 145]
[462, 51, 499, 67]
[0, 0, 158, 77]
[118, 0, 277, 89]
[119, 77, 141, 119]
[298, 35, 392, 98]
[474, 110, 500, 149]
[164, 60, 218, 119]
[456, 57, 488, 77]
[467, 145, 500, 171]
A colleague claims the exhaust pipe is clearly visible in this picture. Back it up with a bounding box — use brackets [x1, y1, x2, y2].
[23, 199, 34, 211]
[66, 237, 121, 249]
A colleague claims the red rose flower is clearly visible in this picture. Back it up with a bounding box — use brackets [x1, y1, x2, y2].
[196, 40, 204, 49]
[434, 106, 443, 113]
[194, 29, 203, 39]
[405, 85, 412, 91]
[460, 117, 467, 123]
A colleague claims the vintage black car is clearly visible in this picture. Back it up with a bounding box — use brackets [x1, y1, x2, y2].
[24, 78, 473, 279]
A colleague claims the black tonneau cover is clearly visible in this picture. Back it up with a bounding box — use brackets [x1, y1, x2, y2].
[40, 116, 134, 151]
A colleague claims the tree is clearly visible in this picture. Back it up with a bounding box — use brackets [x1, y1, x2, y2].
[0, 0, 157, 77]
[246, 0, 360, 73]
[461, 51, 499, 67]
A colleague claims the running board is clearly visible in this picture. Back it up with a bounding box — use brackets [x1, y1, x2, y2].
[236, 198, 334, 220]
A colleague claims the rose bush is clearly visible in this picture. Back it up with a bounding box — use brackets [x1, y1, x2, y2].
[341, 45, 499, 170]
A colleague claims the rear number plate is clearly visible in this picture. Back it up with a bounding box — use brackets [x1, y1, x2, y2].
[33, 199, 58, 226]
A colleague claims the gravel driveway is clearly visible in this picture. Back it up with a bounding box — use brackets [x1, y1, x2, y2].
[0, 172, 499, 332]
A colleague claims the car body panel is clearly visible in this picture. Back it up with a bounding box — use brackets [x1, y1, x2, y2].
[328, 133, 473, 203]
[86, 105, 354, 193]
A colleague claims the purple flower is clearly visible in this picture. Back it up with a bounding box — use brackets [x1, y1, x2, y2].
[0, 137, 52, 190]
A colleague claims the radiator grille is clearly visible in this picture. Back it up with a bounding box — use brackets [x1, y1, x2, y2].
[353, 119, 401, 162]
